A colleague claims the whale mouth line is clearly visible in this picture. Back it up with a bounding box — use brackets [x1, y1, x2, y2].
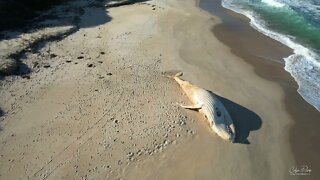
[226, 125, 233, 135]
[226, 125, 236, 143]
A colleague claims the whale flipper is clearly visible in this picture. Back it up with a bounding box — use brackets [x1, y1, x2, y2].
[177, 103, 202, 110]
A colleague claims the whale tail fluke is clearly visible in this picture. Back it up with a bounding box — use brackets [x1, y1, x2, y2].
[162, 71, 183, 79]
[162, 71, 188, 88]
[174, 72, 183, 77]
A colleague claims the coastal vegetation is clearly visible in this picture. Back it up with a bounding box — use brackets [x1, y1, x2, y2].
[0, 0, 67, 31]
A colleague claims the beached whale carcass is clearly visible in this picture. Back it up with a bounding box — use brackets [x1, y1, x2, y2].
[166, 72, 236, 142]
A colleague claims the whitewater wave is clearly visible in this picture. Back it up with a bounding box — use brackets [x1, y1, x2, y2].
[284, 54, 320, 111]
[222, 0, 320, 111]
[261, 0, 286, 8]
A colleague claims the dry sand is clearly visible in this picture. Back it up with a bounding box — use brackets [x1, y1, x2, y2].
[0, 0, 318, 179]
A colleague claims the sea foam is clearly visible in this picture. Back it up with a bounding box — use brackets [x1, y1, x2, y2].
[261, 0, 286, 8]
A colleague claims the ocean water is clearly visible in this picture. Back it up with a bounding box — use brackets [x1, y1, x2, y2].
[221, 0, 320, 111]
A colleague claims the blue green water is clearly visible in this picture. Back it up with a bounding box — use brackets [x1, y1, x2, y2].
[222, 0, 320, 111]
[235, 0, 320, 51]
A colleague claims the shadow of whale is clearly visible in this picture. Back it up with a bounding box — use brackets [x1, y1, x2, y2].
[210, 92, 262, 144]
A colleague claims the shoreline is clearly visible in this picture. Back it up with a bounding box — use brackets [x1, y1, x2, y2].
[199, 0, 320, 177]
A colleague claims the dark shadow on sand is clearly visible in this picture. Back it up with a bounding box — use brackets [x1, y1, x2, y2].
[0, 0, 149, 76]
[0, 0, 113, 46]
[210, 92, 262, 144]
[0, 0, 150, 39]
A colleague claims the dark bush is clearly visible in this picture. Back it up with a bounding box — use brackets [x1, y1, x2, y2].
[0, 0, 67, 31]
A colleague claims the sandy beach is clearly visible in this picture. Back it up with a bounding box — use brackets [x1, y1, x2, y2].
[0, 0, 319, 179]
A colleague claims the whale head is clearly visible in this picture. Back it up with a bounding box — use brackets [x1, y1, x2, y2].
[211, 105, 236, 143]
[212, 123, 236, 143]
